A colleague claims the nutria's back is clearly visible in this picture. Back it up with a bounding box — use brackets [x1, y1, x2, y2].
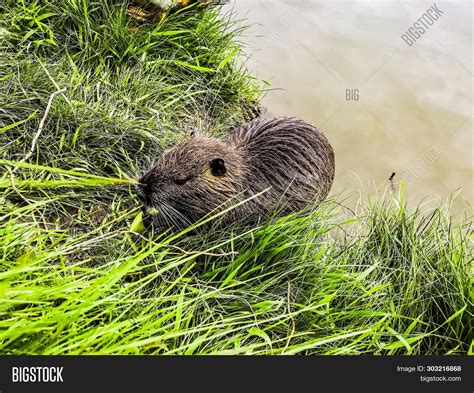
[138, 116, 335, 230]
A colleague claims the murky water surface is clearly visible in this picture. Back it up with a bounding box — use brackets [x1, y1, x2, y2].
[230, 0, 472, 214]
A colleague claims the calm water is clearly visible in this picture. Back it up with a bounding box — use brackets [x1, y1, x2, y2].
[230, 0, 473, 214]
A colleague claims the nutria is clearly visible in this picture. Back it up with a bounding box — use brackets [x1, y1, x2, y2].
[137, 116, 335, 230]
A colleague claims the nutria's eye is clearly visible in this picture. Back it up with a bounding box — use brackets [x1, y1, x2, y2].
[209, 158, 226, 177]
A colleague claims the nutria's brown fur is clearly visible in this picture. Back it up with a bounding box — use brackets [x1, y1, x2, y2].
[138, 116, 335, 230]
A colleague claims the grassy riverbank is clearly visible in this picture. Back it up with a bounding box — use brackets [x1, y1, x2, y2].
[0, 1, 472, 355]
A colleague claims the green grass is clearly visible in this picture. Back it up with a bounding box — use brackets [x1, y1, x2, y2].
[0, 0, 472, 355]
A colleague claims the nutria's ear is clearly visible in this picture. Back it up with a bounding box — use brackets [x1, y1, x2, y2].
[209, 158, 226, 177]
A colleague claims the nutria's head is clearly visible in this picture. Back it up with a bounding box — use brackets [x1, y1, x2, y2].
[137, 137, 245, 230]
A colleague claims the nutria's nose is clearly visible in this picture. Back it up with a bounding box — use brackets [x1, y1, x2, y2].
[135, 184, 149, 204]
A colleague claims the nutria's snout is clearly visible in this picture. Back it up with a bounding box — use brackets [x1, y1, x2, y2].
[136, 178, 158, 230]
[135, 178, 152, 205]
[135, 185, 146, 203]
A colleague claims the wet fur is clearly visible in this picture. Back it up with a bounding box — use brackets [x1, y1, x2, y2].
[139, 116, 335, 230]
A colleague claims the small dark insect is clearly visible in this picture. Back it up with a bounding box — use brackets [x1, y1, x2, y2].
[389, 172, 396, 181]
[137, 116, 335, 231]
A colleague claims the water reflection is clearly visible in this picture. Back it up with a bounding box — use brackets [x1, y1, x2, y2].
[230, 0, 473, 214]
